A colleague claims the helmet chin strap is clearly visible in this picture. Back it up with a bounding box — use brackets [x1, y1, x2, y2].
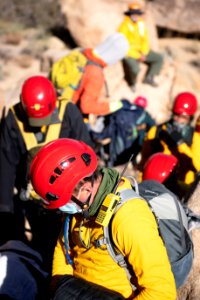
[71, 194, 91, 219]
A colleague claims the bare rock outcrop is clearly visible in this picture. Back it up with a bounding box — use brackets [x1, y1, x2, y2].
[59, 0, 159, 50]
[149, 0, 200, 34]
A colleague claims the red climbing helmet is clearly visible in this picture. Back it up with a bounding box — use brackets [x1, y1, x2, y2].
[173, 92, 198, 116]
[143, 153, 178, 183]
[30, 138, 98, 209]
[21, 75, 57, 126]
[133, 96, 148, 108]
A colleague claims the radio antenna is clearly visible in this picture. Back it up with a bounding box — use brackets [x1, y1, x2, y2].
[112, 153, 134, 194]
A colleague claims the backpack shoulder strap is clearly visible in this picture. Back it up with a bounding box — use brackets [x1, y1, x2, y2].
[103, 187, 143, 289]
[11, 100, 68, 150]
[11, 106, 39, 150]
[103, 188, 143, 264]
[103, 177, 140, 258]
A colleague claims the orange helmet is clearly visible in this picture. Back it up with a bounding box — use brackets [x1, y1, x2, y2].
[173, 92, 197, 116]
[128, 2, 142, 10]
[21, 76, 57, 127]
[143, 153, 178, 183]
[30, 138, 98, 209]
[125, 2, 144, 15]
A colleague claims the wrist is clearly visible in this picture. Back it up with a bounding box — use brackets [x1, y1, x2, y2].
[109, 101, 123, 113]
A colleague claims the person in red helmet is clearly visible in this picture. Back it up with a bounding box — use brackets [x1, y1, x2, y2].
[143, 153, 178, 183]
[30, 138, 176, 300]
[21, 75, 57, 126]
[139, 92, 200, 185]
[142, 152, 189, 199]
[0, 75, 94, 270]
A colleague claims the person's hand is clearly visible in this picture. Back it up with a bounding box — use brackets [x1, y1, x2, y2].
[109, 100, 123, 113]
[139, 55, 146, 62]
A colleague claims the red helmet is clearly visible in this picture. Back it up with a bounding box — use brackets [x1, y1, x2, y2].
[133, 96, 148, 108]
[30, 138, 98, 209]
[173, 92, 198, 116]
[21, 76, 57, 126]
[143, 153, 178, 183]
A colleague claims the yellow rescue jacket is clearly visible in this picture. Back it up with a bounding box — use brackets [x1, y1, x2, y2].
[142, 124, 200, 184]
[52, 178, 176, 300]
[118, 16, 150, 59]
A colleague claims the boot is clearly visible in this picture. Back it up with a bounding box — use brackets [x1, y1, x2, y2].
[130, 83, 136, 92]
[143, 75, 158, 87]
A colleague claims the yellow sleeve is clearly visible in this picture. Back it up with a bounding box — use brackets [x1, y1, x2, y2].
[190, 131, 200, 171]
[174, 132, 200, 183]
[118, 18, 129, 37]
[140, 23, 150, 55]
[52, 233, 73, 277]
[146, 125, 157, 139]
[112, 199, 176, 300]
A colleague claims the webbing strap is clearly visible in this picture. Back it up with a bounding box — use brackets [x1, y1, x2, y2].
[64, 214, 73, 265]
[11, 100, 68, 150]
[172, 195, 187, 253]
[103, 188, 143, 291]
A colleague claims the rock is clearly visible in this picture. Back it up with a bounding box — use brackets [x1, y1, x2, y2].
[177, 178, 200, 300]
[149, 0, 200, 34]
[59, 0, 159, 50]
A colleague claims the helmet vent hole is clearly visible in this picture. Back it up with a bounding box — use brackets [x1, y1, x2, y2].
[54, 167, 62, 175]
[68, 157, 76, 163]
[50, 175, 57, 184]
[81, 153, 91, 166]
[46, 192, 59, 201]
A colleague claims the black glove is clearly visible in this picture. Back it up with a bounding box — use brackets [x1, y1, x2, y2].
[159, 129, 183, 147]
[170, 130, 184, 145]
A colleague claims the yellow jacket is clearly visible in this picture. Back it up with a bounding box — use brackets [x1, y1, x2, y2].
[141, 124, 200, 184]
[118, 16, 150, 59]
[52, 178, 176, 299]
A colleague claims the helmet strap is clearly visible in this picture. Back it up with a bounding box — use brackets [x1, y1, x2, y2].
[71, 194, 91, 219]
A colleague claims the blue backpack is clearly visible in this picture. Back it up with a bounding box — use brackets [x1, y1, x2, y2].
[92, 99, 154, 166]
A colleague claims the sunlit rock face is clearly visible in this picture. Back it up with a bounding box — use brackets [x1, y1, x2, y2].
[149, 0, 200, 33]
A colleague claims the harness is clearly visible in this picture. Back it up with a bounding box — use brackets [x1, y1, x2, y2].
[11, 99, 68, 150]
[12, 99, 69, 201]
